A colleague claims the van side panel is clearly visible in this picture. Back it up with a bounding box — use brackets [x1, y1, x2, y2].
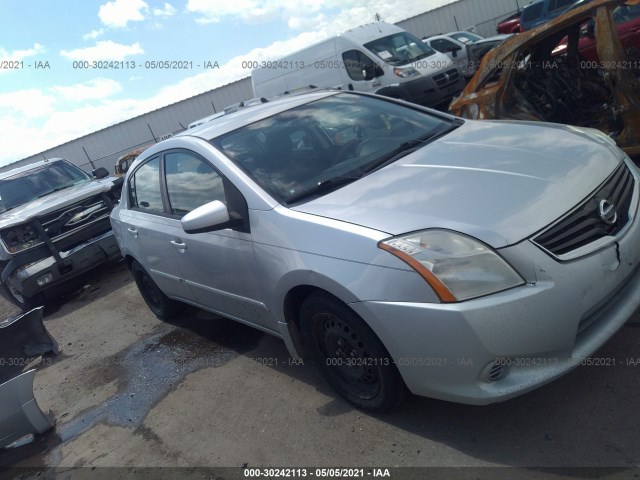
[252, 39, 344, 98]
[251, 22, 465, 107]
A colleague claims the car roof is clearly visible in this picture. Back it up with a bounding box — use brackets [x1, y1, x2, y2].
[179, 90, 340, 141]
[0, 158, 67, 181]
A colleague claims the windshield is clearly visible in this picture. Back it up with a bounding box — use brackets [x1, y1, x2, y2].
[364, 32, 437, 66]
[0, 161, 91, 213]
[211, 93, 458, 204]
[449, 32, 483, 43]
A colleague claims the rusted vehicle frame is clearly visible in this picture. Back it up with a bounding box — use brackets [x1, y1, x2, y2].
[450, 0, 640, 156]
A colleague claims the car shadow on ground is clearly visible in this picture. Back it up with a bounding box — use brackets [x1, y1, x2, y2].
[40, 258, 133, 318]
[162, 305, 640, 472]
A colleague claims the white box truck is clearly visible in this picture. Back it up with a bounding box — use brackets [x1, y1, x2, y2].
[251, 22, 465, 107]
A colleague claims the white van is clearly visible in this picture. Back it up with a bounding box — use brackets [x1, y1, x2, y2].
[251, 22, 465, 107]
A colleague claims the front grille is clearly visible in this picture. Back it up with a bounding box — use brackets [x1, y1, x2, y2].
[533, 162, 635, 257]
[39, 193, 114, 252]
[433, 68, 460, 88]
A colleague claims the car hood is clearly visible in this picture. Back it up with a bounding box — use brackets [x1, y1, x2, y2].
[0, 178, 119, 230]
[292, 120, 624, 248]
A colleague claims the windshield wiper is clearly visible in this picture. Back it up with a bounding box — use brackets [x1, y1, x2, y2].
[363, 125, 456, 174]
[36, 184, 74, 198]
[285, 175, 362, 205]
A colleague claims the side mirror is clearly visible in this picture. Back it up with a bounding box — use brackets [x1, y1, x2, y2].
[362, 64, 378, 81]
[447, 45, 462, 57]
[92, 167, 109, 179]
[181, 200, 231, 234]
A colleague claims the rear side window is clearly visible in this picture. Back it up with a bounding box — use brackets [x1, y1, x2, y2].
[551, 0, 574, 13]
[129, 157, 163, 213]
[522, 2, 544, 22]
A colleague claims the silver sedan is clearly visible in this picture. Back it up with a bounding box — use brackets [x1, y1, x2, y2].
[110, 91, 640, 411]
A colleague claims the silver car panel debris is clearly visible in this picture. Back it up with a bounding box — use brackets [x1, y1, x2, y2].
[0, 307, 59, 384]
[0, 369, 54, 448]
[0, 307, 57, 448]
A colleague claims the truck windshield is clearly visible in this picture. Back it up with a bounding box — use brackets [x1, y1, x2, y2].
[0, 161, 91, 213]
[211, 93, 459, 205]
[364, 32, 437, 66]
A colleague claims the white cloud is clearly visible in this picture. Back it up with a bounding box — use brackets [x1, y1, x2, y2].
[0, 89, 56, 119]
[288, 14, 326, 31]
[83, 29, 106, 40]
[0, 43, 44, 62]
[186, 0, 450, 26]
[50, 78, 122, 102]
[60, 41, 144, 61]
[98, 0, 149, 27]
[153, 2, 177, 17]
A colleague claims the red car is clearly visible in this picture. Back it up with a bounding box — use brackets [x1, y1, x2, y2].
[553, 3, 640, 59]
[497, 11, 522, 33]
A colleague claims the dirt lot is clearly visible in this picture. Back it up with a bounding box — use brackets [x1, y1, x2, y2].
[1, 259, 639, 478]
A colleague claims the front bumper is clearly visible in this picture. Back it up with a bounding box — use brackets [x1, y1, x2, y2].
[4, 231, 121, 298]
[350, 170, 640, 404]
[396, 70, 465, 107]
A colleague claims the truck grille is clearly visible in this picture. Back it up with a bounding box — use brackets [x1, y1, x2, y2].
[433, 69, 460, 88]
[533, 162, 635, 257]
[39, 193, 115, 252]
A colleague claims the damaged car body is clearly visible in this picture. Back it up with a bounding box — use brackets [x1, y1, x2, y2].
[1, 307, 58, 448]
[0, 159, 123, 310]
[450, 0, 640, 156]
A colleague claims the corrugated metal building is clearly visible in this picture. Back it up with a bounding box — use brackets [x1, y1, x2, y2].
[3, 0, 524, 174]
[398, 0, 525, 38]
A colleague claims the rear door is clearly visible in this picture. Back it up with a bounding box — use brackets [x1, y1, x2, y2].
[120, 156, 194, 302]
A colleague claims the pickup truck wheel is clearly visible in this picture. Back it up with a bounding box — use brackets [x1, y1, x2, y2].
[131, 261, 184, 320]
[300, 291, 406, 412]
[0, 283, 44, 311]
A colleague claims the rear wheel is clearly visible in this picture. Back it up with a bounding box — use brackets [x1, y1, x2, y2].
[300, 291, 406, 412]
[131, 261, 184, 320]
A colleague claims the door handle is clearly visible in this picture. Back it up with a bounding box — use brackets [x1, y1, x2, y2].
[127, 226, 138, 238]
[170, 240, 187, 251]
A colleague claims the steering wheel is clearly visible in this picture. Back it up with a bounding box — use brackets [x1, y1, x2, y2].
[334, 139, 359, 164]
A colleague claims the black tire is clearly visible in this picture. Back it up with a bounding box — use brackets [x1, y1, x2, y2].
[131, 261, 184, 320]
[300, 291, 406, 412]
[0, 282, 44, 311]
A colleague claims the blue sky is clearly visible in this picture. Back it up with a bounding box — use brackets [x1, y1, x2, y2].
[0, 0, 448, 166]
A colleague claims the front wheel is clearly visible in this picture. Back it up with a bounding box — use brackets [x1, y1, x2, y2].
[300, 292, 406, 412]
[131, 261, 184, 320]
[0, 282, 44, 311]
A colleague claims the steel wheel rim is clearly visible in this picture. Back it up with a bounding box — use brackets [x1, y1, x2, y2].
[315, 313, 381, 399]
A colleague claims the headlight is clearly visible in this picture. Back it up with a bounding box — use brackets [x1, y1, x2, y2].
[0, 224, 43, 253]
[393, 67, 420, 78]
[379, 230, 524, 302]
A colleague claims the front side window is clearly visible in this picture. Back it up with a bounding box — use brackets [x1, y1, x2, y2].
[364, 32, 436, 66]
[165, 151, 226, 216]
[129, 157, 163, 213]
[341, 50, 376, 81]
[430, 38, 460, 53]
